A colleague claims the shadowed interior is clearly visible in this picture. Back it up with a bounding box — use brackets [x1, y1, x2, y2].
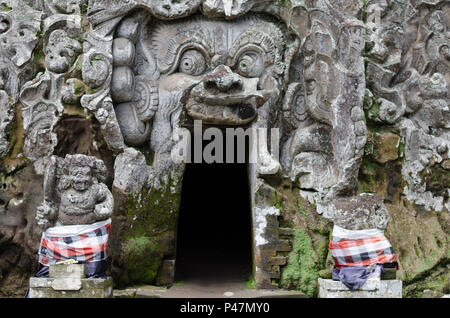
[175, 134, 253, 283]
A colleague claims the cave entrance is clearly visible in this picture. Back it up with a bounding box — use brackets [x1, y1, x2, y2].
[175, 131, 253, 284]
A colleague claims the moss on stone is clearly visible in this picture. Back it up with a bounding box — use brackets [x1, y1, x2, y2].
[123, 179, 180, 239]
[279, 228, 321, 297]
[246, 277, 256, 289]
[80, 1, 89, 14]
[119, 235, 164, 286]
[297, 199, 308, 216]
[398, 141, 405, 158]
[368, 98, 380, 119]
[117, 175, 182, 287]
[424, 164, 450, 199]
[272, 192, 285, 213]
[403, 261, 450, 297]
[73, 81, 85, 95]
[0, 3, 11, 11]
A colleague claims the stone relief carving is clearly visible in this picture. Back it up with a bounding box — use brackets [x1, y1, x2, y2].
[321, 193, 391, 231]
[282, 11, 366, 203]
[0, 0, 447, 294]
[0, 81, 13, 157]
[0, 4, 42, 158]
[19, 28, 82, 165]
[36, 154, 113, 229]
[0, 5, 41, 69]
[105, 12, 290, 183]
[364, 0, 449, 212]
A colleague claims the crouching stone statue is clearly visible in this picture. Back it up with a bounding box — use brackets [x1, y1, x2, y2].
[36, 154, 113, 229]
[27, 155, 113, 298]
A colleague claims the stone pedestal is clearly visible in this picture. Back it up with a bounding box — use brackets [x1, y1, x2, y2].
[318, 278, 402, 298]
[28, 263, 113, 298]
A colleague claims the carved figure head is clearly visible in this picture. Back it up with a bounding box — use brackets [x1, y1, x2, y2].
[61, 154, 107, 191]
[0, 6, 41, 67]
[68, 165, 92, 191]
[45, 30, 81, 74]
[147, 15, 285, 126]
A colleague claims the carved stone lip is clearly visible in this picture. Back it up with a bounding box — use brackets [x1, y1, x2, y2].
[185, 98, 258, 125]
[193, 90, 268, 107]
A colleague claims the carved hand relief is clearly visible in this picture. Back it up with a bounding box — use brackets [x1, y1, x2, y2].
[148, 0, 201, 19]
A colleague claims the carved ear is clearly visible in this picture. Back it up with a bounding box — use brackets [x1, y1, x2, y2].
[284, 37, 301, 83]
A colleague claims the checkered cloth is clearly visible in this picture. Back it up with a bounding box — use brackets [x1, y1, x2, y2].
[329, 225, 397, 268]
[38, 218, 111, 266]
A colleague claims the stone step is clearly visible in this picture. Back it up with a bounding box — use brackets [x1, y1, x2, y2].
[318, 278, 402, 298]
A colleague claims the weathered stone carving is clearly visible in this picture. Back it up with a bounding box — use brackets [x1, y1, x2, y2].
[0, 0, 447, 297]
[0, 4, 42, 158]
[113, 147, 149, 195]
[20, 28, 82, 164]
[0, 87, 13, 156]
[283, 12, 366, 201]
[36, 154, 113, 229]
[364, 0, 449, 212]
[106, 13, 288, 179]
[321, 193, 391, 231]
[0, 5, 41, 69]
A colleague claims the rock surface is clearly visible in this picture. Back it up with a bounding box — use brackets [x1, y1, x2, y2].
[318, 278, 402, 298]
[0, 0, 448, 298]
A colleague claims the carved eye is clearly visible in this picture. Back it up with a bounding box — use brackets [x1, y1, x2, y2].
[236, 51, 263, 77]
[0, 15, 10, 35]
[179, 49, 206, 76]
[18, 26, 34, 38]
[305, 79, 316, 95]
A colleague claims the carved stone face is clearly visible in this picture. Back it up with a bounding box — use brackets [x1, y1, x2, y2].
[0, 7, 41, 68]
[147, 15, 285, 126]
[45, 30, 81, 74]
[69, 165, 93, 191]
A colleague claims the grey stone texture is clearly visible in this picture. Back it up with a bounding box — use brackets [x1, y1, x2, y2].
[29, 263, 113, 298]
[0, 0, 448, 297]
[318, 278, 402, 298]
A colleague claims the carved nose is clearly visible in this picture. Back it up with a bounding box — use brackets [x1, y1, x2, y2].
[203, 65, 242, 93]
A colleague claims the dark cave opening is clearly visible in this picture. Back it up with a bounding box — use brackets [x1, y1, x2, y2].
[175, 134, 253, 283]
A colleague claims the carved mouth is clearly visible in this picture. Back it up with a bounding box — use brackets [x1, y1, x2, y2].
[228, 103, 256, 120]
[185, 98, 258, 125]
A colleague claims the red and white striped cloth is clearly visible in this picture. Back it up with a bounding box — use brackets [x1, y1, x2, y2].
[329, 225, 397, 269]
[38, 218, 111, 266]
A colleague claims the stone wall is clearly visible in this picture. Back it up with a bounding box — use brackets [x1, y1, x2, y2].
[0, 0, 448, 297]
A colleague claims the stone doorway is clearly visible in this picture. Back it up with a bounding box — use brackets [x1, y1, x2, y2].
[175, 142, 253, 284]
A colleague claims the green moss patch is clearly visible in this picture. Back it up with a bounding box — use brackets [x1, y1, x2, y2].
[280, 228, 322, 297]
[116, 175, 182, 287]
[119, 236, 164, 286]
